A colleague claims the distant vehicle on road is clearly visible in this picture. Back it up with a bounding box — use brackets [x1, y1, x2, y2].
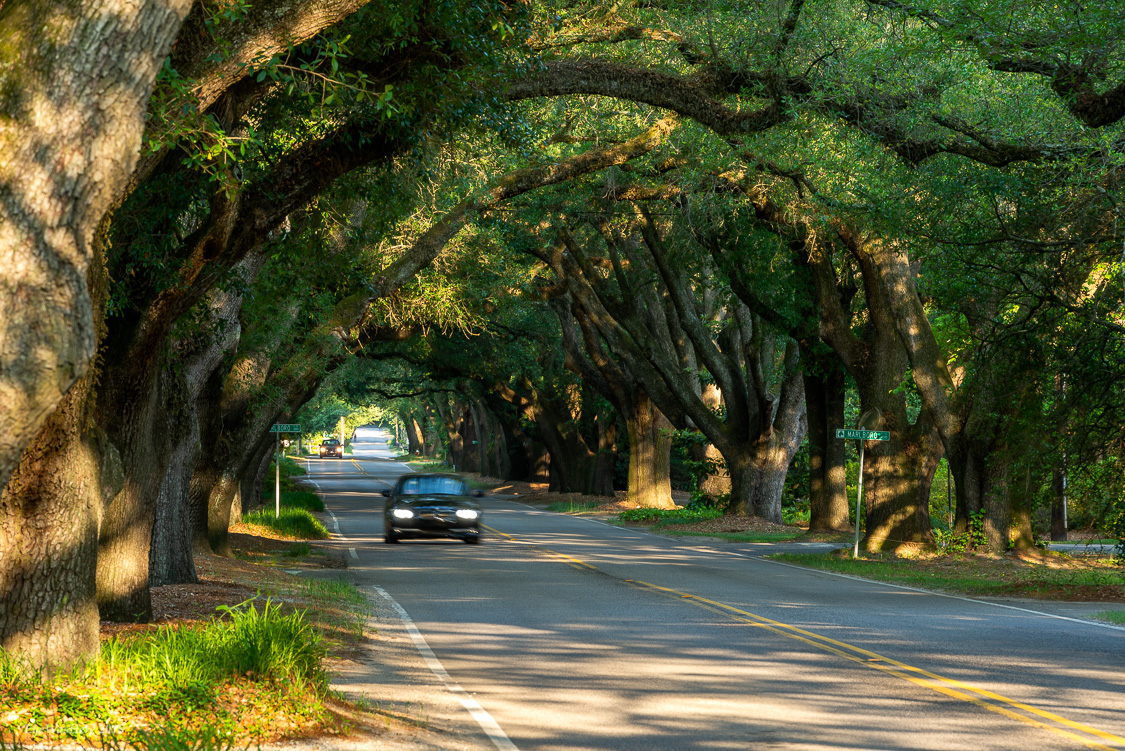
[382, 473, 484, 544]
[318, 438, 343, 458]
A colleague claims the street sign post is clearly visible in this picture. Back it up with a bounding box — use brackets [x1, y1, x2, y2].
[836, 428, 890, 558]
[271, 424, 301, 518]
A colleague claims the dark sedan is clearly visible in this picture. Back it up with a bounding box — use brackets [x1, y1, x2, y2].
[381, 473, 483, 544]
[318, 438, 343, 458]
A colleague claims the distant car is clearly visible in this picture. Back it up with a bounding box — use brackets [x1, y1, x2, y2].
[318, 438, 343, 458]
[382, 473, 484, 544]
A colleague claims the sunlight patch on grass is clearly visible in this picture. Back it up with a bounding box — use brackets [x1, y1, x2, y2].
[241, 509, 329, 540]
[1094, 610, 1125, 625]
[0, 599, 327, 747]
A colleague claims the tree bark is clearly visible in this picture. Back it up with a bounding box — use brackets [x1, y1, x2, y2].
[403, 413, 423, 455]
[148, 376, 201, 588]
[150, 255, 258, 586]
[0, 375, 118, 670]
[0, 0, 191, 493]
[625, 394, 675, 509]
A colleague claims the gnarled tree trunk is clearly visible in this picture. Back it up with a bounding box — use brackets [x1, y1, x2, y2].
[0, 0, 190, 669]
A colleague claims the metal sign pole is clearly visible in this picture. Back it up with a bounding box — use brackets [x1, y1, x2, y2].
[854, 443, 865, 559]
[947, 459, 952, 528]
[275, 430, 281, 519]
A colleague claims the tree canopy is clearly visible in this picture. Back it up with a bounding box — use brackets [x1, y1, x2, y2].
[1, 0, 1124, 669]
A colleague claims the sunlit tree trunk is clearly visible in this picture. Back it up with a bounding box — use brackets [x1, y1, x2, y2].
[0, 0, 190, 669]
[0, 0, 191, 491]
[403, 413, 423, 455]
[625, 394, 675, 509]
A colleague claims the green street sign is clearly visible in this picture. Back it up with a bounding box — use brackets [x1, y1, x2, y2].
[836, 429, 889, 441]
[270, 424, 301, 433]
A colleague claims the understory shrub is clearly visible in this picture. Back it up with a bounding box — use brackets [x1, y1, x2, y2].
[933, 509, 988, 553]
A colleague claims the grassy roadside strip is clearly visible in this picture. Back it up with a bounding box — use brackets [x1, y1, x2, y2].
[664, 530, 814, 543]
[1095, 610, 1125, 625]
[770, 551, 1125, 605]
[0, 487, 377, 749]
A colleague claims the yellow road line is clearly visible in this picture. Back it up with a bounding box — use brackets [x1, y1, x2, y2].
[481, 524, 1124, 750]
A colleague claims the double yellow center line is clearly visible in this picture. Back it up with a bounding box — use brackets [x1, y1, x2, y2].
[482, 525, 1124, 750]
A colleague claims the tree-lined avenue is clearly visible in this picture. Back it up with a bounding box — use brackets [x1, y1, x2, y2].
[304, 428, 1125, 751]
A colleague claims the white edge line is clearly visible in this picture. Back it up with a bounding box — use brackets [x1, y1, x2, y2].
[757, 555, 1125, 633]
[326, 509, 342, 536]
[349, 547, 358, 560]
[371, 586, 520, 751]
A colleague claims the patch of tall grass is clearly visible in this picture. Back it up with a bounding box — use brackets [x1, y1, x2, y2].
[102, 598, 324, 689]
[241, 508, 328, 539]
[1, 599, 326, 747]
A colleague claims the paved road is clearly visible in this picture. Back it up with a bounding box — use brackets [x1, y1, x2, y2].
[302, 428, 1125, 751]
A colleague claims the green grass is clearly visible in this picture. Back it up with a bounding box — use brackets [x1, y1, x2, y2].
[661, 530, 804, 543]
[546, 500, 600, 513]
[295, 578, 372, 639]
[1094, 610, 1125, 625]
[278, 490, 324, 512]
[242, 508, 329, 540]
[618, 506, 723, 526]
[770, 552, 1125, 598]
[770, 554, 998, 593]
[105, 598, 325, 688]
[286, 542, 311, 557]
[263, 456, 309, 498]
[405, 460, 449, 472]
[1061, 539, 1118, 546]
[1, 599, 326, 746]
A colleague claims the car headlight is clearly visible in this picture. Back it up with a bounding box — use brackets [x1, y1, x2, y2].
[455, 509, 480, 520]
[391, 508, 415, 519]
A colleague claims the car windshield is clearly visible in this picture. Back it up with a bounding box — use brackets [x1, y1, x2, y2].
[398, 476, 466, 496]
[322, 439, 339, 445]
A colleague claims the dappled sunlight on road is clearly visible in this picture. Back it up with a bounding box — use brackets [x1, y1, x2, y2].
[320, 439, 1125, 751]
[407, 614, 1021, 751]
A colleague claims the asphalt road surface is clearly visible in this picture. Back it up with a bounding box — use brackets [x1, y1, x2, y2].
[302, 427, 1125, 751]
